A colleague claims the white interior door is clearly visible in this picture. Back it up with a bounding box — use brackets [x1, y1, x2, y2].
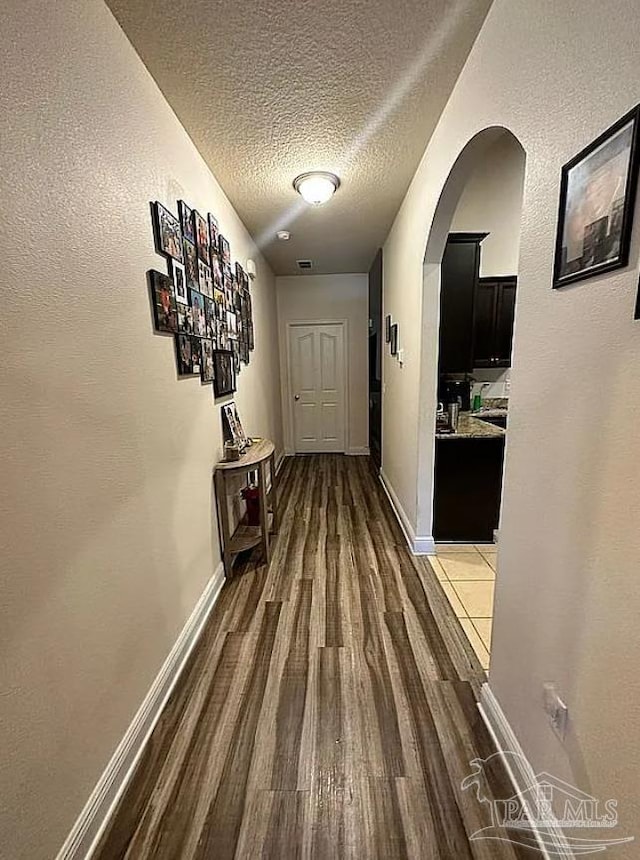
[288, 323, 346, 453]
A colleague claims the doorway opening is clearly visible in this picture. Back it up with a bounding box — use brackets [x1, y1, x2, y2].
[418, 127, 527, 670]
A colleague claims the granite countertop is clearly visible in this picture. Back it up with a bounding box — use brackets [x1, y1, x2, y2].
[436, 410, 506, 440]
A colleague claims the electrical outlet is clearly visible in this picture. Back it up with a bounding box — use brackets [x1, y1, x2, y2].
[543, 683, 569, 741]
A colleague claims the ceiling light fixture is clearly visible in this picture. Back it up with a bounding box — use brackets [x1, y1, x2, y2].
[276, 230, 291, 241]
[293, 171, 340, 206]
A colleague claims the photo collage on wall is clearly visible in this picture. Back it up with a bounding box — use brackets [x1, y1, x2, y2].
[149, 200, 256, 397]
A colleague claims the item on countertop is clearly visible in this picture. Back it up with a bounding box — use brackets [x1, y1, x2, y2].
[447, 399, 461, 432]
[223, 440, 240, 461]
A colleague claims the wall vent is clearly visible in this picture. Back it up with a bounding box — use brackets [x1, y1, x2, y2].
[296, 259, 313, 270]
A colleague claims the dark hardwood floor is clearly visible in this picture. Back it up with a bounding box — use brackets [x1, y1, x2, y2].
[95, 455, 528, 859]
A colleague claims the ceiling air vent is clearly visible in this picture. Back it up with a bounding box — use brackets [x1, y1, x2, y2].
[296, 260, 313, 270]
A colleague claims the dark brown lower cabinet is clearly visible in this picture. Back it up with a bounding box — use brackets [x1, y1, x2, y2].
[433, 437, 505, 542]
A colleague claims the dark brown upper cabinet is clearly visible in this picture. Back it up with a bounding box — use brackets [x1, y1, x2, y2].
[438, 233, 487, 375]
[472, 276, 517, 368]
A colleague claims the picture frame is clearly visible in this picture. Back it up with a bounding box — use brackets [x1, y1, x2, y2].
[208, 214, 219, 252]
[175, 333, 201, 376]
[170, 259, 188, 305]
[221, 401, 248, 449]
[219, 234, 231, 264]
[153, 202, 183, 263]
[183, 238, 199, 293]
[212, 349, 236, 398]
[211, 251, 223, 289]
[178, 200, 195, 245]
[200, 338, 215, 383]
[149, 270, 177, 333]
[193, 210, 209, 265]
[190, 290, 207, 337]
[198, 260, 213, 298]
[385, 314, 392, 343]
[553, 105, 640, 288]
[177, 302, 194, 334]
[390, 322, 398, 356]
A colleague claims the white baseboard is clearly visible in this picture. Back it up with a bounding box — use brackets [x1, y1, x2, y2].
[478, 683, 574, 859]
[346, 446, 370, 456]
[56, 563, 226, 860]
[379, 469, 435, 556]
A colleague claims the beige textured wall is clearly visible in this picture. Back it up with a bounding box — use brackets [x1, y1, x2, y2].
[0, 1, 282, 857]
[451, 132, 526, 277]
[276, 274, 369, 454]
[382, 0, 640, 851]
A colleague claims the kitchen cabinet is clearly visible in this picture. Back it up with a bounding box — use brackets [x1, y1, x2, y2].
[473, 276, 517, 368]
[433, 436, 505, 542]
[438, 233, 487, 374]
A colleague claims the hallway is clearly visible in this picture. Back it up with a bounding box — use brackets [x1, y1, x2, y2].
[96, 456, 523, 859]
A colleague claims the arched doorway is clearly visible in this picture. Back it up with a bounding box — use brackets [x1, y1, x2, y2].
[416, 126, 526, 668]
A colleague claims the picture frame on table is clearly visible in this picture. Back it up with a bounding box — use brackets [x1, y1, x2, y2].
[193, 210, 210, 265]
[153, 202, 183, 263]
[178, 200, 195, 245]
[553, 105, 640, 288]
[200, 338, 215, 384]
[183, 238, 199, 293]
[390, 323, 398, 356]
[149, 270, 178, 334]
[221, 400, 249, 449]
[212, 349, 236, 398]
[170, 259, 188, 305]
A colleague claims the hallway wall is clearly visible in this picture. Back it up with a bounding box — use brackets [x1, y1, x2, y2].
[382, 0, 640, 852]
[0, 1, 282, 857]
[276, 274, 369, 454]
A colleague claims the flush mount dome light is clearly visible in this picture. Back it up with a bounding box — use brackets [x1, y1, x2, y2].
[293, 171, 340, 206]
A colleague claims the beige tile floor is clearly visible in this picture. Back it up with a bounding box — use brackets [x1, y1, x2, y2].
[430, 543, 496, 670]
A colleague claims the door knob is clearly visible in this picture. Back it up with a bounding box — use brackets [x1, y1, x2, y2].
[294, 394, 300, 401]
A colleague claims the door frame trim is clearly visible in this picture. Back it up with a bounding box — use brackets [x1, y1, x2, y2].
[284, 319, 350, 455]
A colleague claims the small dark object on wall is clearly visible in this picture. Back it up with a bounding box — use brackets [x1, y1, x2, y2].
[178, 200, 195, 244]
[213, 349, 236, 398]
[385, 314, 392, 343]
[390, 323, 399, 356]
[153, 202, 183, 263]
[150, 270, 178, 333]
[553, 104, 640, 288]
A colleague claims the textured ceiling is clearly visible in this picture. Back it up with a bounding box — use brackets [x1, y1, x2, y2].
[106, 0, 492, 275]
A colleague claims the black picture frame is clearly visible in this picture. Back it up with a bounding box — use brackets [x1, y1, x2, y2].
[177, 302, 194, 334]
[208, 213, 219, 251]
[212, 349, 236, 398]
[200, 338, 215, 383]
[149, 270, 178, 333]
[219, 234, 231, 264]
[553, 105, 640, 288]
[385, 314, 392, 343]
[153, 202, 183, 263]
[175, 333, 201, 376]
[390, 323, 398, 356]
[169, 259, 188, 305]
[193, 210, 209, 264]
[178, 200, 195, 245]
[183, 238, 199, 293]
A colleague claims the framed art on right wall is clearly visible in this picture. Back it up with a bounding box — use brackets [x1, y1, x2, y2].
[553, 105, 640, 288]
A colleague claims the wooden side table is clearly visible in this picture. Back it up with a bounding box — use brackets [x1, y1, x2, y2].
[214, 438, 278, 579]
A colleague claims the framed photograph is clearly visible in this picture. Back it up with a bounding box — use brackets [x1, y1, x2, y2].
[390, 323, 398, 356]
[212, 349, 236, 398]
[178, 200, 195, 244]
[208, 214, 219, 251]
[553, 106, 640, 288]
[183, 238, 199, 293]
[153, 202, 183, 262]
[222, 401, 248, 448]
[175, 334, 201, 376]
[204, 296, 216, 339]
[190, 290, 207, 337]
[177, 302, 194, 334]
[198, 260, 213, 298]
[219, 234, 231, 264]
[200, 338, 215, 383]
[193, 210, 209, 264]
[211, 251, 223, 289]
[227, 310, 238, 338]
[385, 314, 392, 343]
[170, 259, 188, 305]
[150, 270, 177, 333]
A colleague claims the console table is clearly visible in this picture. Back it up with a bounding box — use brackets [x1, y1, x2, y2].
[214, 438, 278, 578]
